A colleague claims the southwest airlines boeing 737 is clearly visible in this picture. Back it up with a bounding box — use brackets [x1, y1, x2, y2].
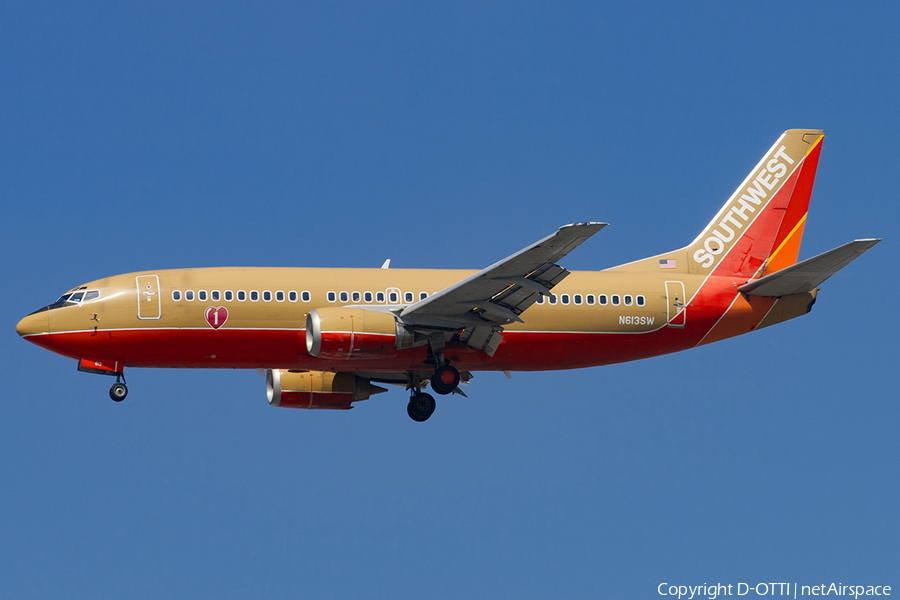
[16, 130, 880, 421]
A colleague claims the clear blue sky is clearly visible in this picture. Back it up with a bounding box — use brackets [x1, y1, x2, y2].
[2, 2, 897, 598]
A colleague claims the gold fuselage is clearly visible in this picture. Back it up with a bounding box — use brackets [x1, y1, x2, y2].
[17, 263, 792, 375]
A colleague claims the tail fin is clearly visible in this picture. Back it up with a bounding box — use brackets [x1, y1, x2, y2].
[687, 129, 824, 278]
[607, 129, 824, 277]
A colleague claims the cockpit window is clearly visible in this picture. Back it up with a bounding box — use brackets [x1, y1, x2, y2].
[33, 289, 101, 314]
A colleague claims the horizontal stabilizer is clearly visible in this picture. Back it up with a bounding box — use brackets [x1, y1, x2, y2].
[739, 239, 881, 297]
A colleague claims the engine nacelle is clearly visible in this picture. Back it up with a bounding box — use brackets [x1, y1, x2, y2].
[266, 369, 386, 410]
[306, 308, 398, 359]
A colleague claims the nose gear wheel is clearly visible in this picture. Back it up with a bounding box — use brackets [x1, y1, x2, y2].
[109, 382, 128, 402]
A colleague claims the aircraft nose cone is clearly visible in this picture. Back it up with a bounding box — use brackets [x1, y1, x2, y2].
[16, 310, 49, 338]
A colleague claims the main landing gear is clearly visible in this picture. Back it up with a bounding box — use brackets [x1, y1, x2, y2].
[109, 374, 128, 402]
[405, 364, 462, 422]
[407, 392, 436, 422]
[430, 364, 460, 396]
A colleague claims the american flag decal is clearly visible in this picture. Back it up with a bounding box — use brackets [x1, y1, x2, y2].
[659, 259, 677, 269]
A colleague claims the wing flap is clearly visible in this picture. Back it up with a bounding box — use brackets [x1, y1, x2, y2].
[396, 222, 606, 355]
[739, 239, 881, 297]
[401, 223, 606, 324]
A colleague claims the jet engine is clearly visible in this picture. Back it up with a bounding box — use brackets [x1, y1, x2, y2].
[305, 308, 399, 359]
[266, 369, 387, 410]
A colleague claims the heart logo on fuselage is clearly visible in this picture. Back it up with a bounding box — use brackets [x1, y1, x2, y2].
[205, 306, 228, 329]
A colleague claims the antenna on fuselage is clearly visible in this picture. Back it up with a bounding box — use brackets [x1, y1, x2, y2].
[381, 259, 391, 269]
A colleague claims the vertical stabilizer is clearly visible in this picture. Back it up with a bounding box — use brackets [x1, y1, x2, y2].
[686, 129, 824, 278]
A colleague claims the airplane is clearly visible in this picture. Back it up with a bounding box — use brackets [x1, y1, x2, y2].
[16, 129, 880, 422]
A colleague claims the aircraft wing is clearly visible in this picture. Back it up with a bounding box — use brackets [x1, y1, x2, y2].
[739, 239, 881, 297]
[399, 222, 607, 355]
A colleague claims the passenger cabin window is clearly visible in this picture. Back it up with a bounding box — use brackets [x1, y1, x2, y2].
[419, 292, 428, 300]
[574, 294, 583, 305]
[364, 292, 373, 302]
[624, 295, 633, 306]
[549, 295, 557, 305]
[186, 291, 194, 301]
[637, 295, 645, 306]
[612, 295, 620, 306]
[599, 294, 607, 305]
[288, 291, 296, 302]
[340, 291, 349, 303]
[263, 291, 272, 302]
[377, 291, 386, 303]
[352, 291, 360, 302]
[586, 294, 595, 305]
[225, 290, 233, 301]
[301, 291, 310, 302]
[199, 291, 207, 301]
[404, 292, 413, 303]
[537, 295, 544, 304]
[172, 291, 182, 301]
[389, 292, 398, 303]
[211, 290, 220, 301]
[327, 291, 336, 302]
[237, 291, 246, 301]
[250, 291, 259, 301]
[275, 291, 284, 302]
[561, 294, 570, 305]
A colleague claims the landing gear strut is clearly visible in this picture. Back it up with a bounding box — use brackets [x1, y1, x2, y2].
[407, 392, 435, 422]
[405, 371, 436, 422]
[109, 374, 128, 402]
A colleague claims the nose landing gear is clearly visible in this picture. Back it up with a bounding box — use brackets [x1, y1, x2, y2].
[77, 358, 129, 403]
[109, 374, 128, 402]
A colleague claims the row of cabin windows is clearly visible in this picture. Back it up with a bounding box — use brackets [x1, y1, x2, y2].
[326, 291, 430, 304]
[170, 288, 645, 308]
[170, 289, 432, 305]
[536, 293, 646, 307]
[172, 290, 312, 303]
